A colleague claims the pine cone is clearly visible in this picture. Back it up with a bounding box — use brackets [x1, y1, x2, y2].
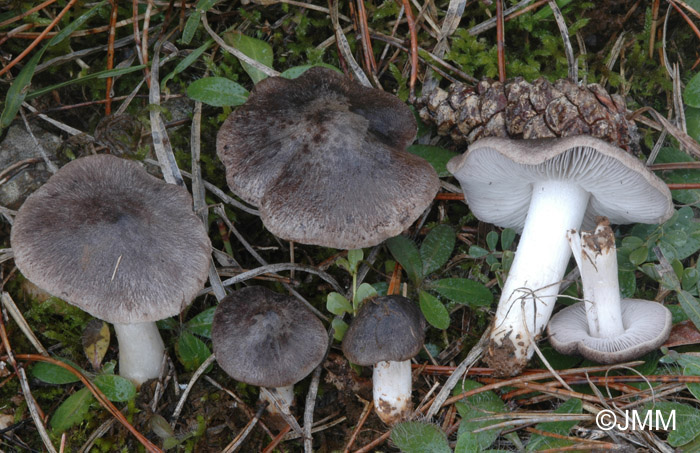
[418, 77, 640, 154]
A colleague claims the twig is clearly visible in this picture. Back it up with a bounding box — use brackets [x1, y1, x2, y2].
[0, 0, 57, 28]
[0, 0, 78, 77]
[222, 404, 266, 453]
[496, 0, 506, 82]
[201, 13, 279, 78]
[0, 317, 56, 453]
[262, 424, 292, 453]
[425, 326, 489, 419]
[105, 0, 118, 115]
[1, 292, 48, 356]
[330, 0, 371, 86]
[171, 354, 216, 426]
[22, 103, 90, 138]
[401, 0, 418, 100]
[547, 0, 576, 81]
[12, 354, 163, 452]
[18, 109, 58, 173]
[191, 99, 227, 301]
[149, 36, 185, 187]
[343, 398, 372, 453]
[215, 263, 343, 294]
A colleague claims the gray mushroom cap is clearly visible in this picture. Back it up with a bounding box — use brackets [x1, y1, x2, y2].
[211, 286, 328, 388]
[546, 299, 672, 364]
[10, 154, 211, 324]
[446, 135, 674, 232]
[342, 295, 426, 366]
[216, 67, 440, 249]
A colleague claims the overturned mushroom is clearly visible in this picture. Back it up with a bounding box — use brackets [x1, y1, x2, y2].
[546, 219, 672, 363]
[211, 286, 328, 417]
[11, 155, 211, 385]
[447, 135, 673, 376]
[342, 295, 426, 424]
[216, 67, 439, 249]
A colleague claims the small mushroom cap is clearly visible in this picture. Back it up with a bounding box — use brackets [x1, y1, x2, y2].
[216, 67, 440, 249]
[211, 286, 328, 388]
[10, 154, 211, 324]
[342, 295, 426, 366]
[446, 135, 673, 232]
[546, 299, 672, 364]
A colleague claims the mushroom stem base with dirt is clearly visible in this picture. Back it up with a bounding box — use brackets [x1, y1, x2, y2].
[260, 385, 295, 416]
[373, 360, 412, 425]
[567, 221, 624, 338]
[547, 219, 673, 363]
[113, 322, 165, 386]
[485, 180, 590, 375]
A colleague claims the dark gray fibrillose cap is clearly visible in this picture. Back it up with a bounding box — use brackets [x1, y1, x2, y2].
[216, 67, 440, 250]
[10, 154, 212, 324]
[211, 286, 329, 388]
[546, 299, 672, 364]
[342, 295, 426, 366]
[446, 135, 674, 232]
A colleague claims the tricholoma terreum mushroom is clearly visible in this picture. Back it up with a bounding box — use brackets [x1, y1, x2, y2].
[342, 295, 426, 424]
[211, 286, 328, 416]
[546, 218, 672, 363]
[216, 67, 439, 249]
[447, 135, 673, 376]
[11, 155, 211, 385]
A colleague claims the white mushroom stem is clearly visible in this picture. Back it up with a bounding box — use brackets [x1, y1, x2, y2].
[490, 180, 590, 364]
[372, 360, 412, 425]
[260, 385, 295, 416]
[567, 221, 625, 338]
[113, 322, 165, 386]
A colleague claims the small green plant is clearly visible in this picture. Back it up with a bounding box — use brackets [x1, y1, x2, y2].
[386, 224, 494, 329]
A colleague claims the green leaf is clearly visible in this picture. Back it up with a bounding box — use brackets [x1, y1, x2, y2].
[327, 292, 353, 316]
[386, 235, 423, 285]
[420, 225, 455, 276]
[181, 0, 219, 44]
[336, 257, 351, 273]
[407, 145, 458, 177]
[223, 31, 274, 84]
[469, 245, 489, 258]
[688, 107, 700, 143]
[280, 63, 341, 79]
[643, 401, 700, 446]
[619, 270, 636, 298]
[186, 77, 249, 107]
[93, 374, 136, 402]
[176, 331, 211, 371]
[355, 283, 378, 306]
[430, 278, 493, 307]
[31, 360, 81, 385]
[50, 388, 94, 432]
[391, 421, 451, 453]
[419, 290, 450, 330]
[186, 307, 216, 338]
[501, 228, 516, 250]
[673, 353, 700, 400]
[629, 246, 649, 266]
[347, 249, 363, 274]
[454, 380, 506, 451]
[684, 72, 700, 108]
[163, 39, 214, 87]
[1, 1, 107, 129]
[332, 318, 349, 341]
[486, 231, 498, 251]
[678, 290, 700, 334]
[526, 398, 582, 451]
[26, 65, 147, 101]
